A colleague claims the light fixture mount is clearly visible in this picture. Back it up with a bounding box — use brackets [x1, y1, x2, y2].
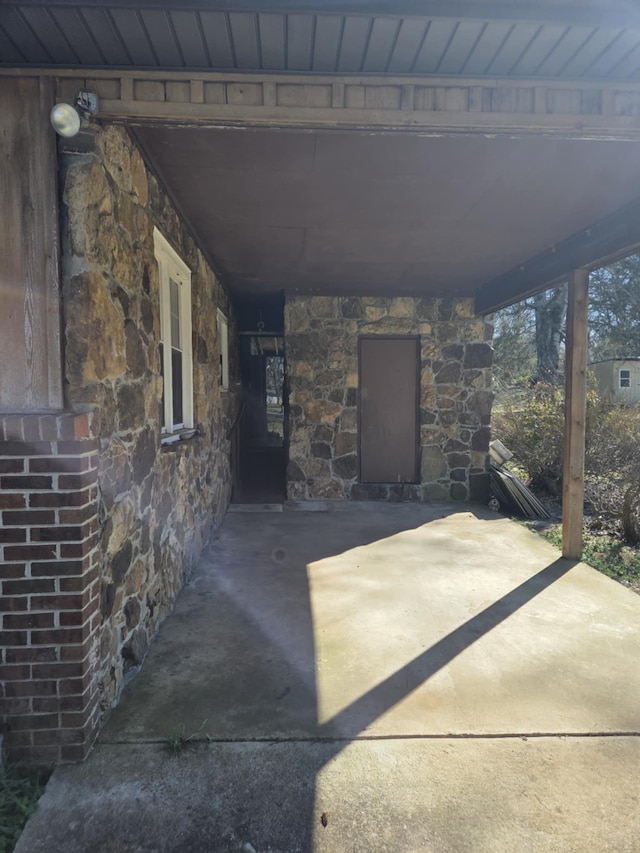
[74, 89, 99, 121]
[50, 89, 99, 138]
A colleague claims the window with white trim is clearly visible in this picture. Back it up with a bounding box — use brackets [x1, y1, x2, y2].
[217, 309, 229, 391]
[153, 228, 194, 441]
[620, 368, 631, 389]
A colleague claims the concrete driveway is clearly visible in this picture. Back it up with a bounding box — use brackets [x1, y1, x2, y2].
[16, 503, 640, 852]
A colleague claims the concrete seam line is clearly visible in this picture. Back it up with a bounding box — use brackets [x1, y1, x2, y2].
[99, 731, 640, 745]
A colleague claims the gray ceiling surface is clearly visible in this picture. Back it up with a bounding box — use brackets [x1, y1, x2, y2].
[4, 1, 640, 80]
[132, 124, 640, 297]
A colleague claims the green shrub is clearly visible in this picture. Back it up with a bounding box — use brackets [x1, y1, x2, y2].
[0, 766, 48, 853]
[493, 383, 565, 494]
[493, 382, 640, 516]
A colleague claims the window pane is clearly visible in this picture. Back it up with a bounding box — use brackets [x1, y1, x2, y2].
[172, 348, 183, 425]
[170, 278, 181, 348]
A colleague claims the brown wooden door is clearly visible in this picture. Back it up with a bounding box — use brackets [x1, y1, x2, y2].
[359, 336, 419, 483]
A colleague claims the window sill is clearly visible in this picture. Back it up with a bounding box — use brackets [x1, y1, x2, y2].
[161, 428, 198, 449]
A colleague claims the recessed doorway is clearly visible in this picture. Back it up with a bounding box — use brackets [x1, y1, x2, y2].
[232, 294, 286, 504]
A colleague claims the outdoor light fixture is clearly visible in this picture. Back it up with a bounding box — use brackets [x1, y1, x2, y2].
[50, 89, 99, 138]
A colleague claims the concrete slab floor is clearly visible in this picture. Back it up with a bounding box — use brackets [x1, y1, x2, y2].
[15, 503, 640, 852]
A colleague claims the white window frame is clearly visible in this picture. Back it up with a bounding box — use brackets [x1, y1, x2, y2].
[619, 368, 631, 389]
[153, 228, 194, 441]
[217, 309, 229, 391]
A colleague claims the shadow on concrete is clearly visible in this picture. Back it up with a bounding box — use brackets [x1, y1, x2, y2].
[78, 505, 588, 851]
[319, 556, 577, 739]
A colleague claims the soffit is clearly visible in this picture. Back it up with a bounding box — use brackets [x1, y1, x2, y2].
[132, 123, 640, 297]
[4, 1, 640, 82]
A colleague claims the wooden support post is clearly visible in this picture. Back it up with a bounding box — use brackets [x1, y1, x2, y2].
[562, 268, 589, 559]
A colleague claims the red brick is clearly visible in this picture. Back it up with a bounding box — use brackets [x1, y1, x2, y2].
[30, 525, 84, 543]
[58, 694, 87, 711]
[4, 510, 55, 525]
[0, 564, 26, 579]
[30, 457, 88, 474]
[59, 610, 87, 626]
[60, 712, 88, 727]
[58, 576, 84, 593]
[0, 596, 29, 612]
[30, 489, 94, 508]
[5, 731, 33, 747]
[32, 697, 61, 712]
[5, 647, 57, 663]
[5, 680, 57, 698]
[31, 560, 84, 578]
[4, 613, 54, 630]
[60, 413, 90, 441]
[58, 439, 99, 454]
[0, 697, 31, 714]
[3, 578, 55, 595]
[60, 566, 99, 591]
[10, 474, 54, 491]
[0, 630, 27, 645]
[60, 646, 90, 662]
[60, 535, 99, 559]
[4, 544, 56, 561]
[59, 676, 90, 695]
[11, 713, 59, 731]
[0, 459, 25, 474]
[1, 475, 53, 490]
[32, 730, 59, 746]
[0, 529, 27, 544]
[0, 493, 26, 509]
[31, 594, 84, 610]
[32, 662, 82, 679]
[0, 442, 52, 456]
[0, 664, 31, 680]
[61, 743, 90, 761]
[58, 472, 96, 491]
[58, 505, 98, 525]
[30, 627, 86, 645]
[27, 746, 61, 764]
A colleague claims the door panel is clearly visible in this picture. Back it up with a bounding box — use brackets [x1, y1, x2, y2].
[359, 336, 419, 483]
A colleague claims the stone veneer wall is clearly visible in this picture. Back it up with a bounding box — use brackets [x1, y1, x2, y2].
[286, 296, 493, 502]
[59, 124, 239, 717]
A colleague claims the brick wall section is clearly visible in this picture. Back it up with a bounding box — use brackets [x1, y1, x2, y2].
[0, 412, 101, 764]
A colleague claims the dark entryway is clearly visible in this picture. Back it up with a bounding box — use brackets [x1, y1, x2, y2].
[359, 336, 420, 484]
[232, 293, 286, 504]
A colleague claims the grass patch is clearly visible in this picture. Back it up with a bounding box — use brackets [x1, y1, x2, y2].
[0, 766, 49, 853]
[165, 719, 210, 755]
[539, 522, 640, 591]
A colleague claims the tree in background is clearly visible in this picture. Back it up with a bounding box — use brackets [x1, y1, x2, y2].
[493, 253, 640, 386]
[533, 286, 567, 382]
[492, 299, 536, 386]
[492, 285, 567, 386]
[589, 255, 640, 361]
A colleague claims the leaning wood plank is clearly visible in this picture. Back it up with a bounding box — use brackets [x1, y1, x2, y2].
[562, 269, 589, 560]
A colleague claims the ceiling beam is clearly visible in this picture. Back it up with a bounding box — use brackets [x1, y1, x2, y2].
[6, 0, 640, 29]
[474, 197, 640, 314]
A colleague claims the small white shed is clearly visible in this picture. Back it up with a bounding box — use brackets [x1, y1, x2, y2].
[590, 358, 640, 404]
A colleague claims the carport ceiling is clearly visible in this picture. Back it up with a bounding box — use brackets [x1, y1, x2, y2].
[132, 123, 640, 297]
